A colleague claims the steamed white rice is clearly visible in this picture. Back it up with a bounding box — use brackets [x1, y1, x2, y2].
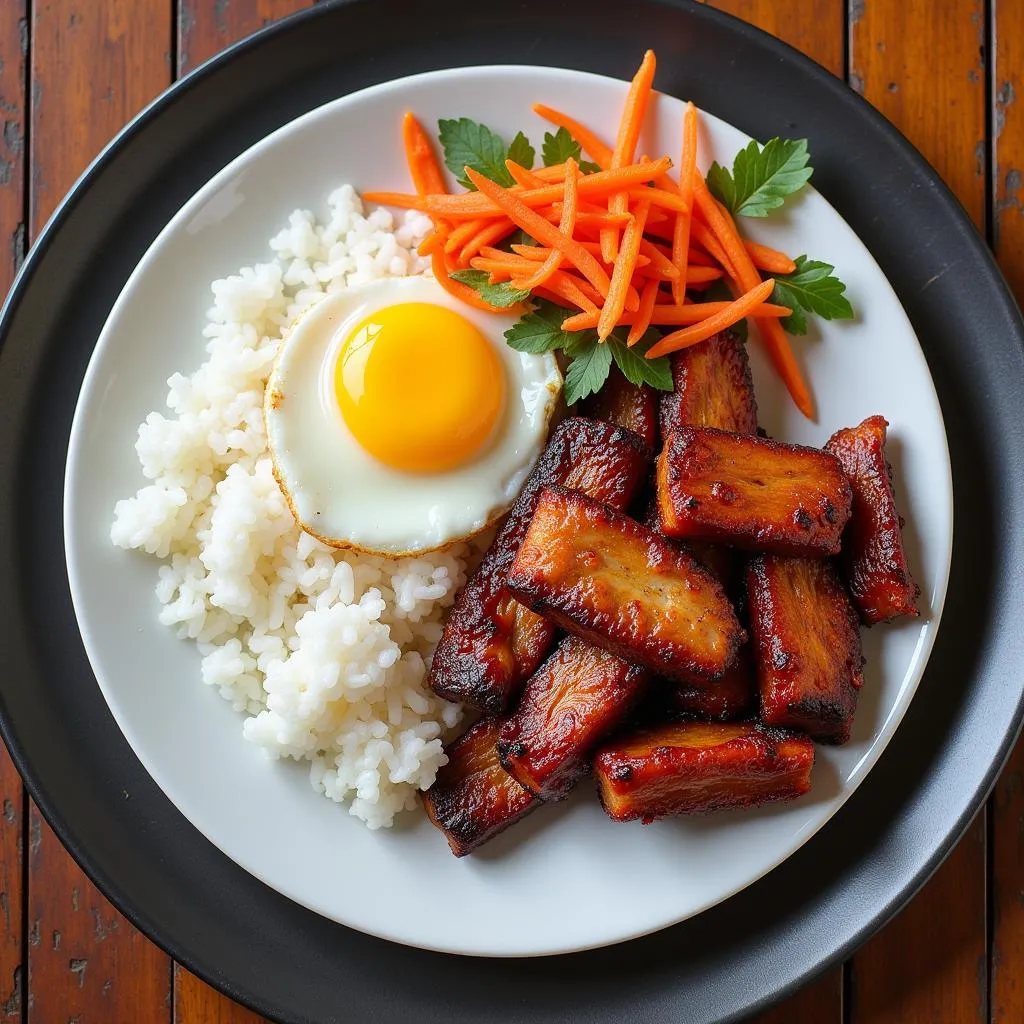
[110, 186, 470, 829]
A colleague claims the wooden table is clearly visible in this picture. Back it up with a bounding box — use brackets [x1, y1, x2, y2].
[0, 1, 1020, 1020]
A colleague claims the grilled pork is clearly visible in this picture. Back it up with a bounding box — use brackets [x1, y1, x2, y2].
[659, 330, 758, 437]
[428, 417, 649, 713]
[422, 717, 538, 857]
[497, 636, 648, 800]
[673, 645, 756, 721]
[747, 555, 864, 743]
[595, 720, 815, 821]
[657, 427, 852, 556]
[581, 367, 659, 454]
[507, 486, 745, 682]
[825, 416, 920, 624]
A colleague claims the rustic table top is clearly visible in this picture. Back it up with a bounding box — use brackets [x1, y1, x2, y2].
[0, 1, 1020, 1021]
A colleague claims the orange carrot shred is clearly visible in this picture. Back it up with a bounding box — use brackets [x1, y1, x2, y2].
[671, 102, 698, 304]
[561, 300, 790, 332]
[645, 278, 776, 358]
[402, 112, 448, 196]
[505, 160, 548, 189]
[599, 196, 650, 339]
[745, 240, 798, 275]
[532, 103, 614, 168]
[458, 220, 517, 266]
[603, 50, 657, 263]
[430, 250, 511, 313]
[463, 167, 613, 298]
[627, 278, 661, 346]
[517, 158, 580, 291]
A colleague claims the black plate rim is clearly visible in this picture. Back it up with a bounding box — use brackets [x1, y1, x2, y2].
[1, 1, 1022, 1021]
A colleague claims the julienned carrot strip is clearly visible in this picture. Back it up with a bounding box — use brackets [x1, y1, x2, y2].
[505, 160, 548, 188]
[365, 157, 672, 220]
[671, 102, 698, 304]
[745, 240, 798, 275]
[444, 219, 485, 254]
[692, 175, 813, 416]
[532, 103, 614, 168]
[625, 187, 690, 214]
[430, 250, 511, 313]
[639, 263, 720, 284]
[464, 167, 613, 298]
[645, 278, 776, 358]
[458, 219, 517, 266]
[416, 230, 447, 257]
[534, 269, 600, 312]
[599, 197, 651, 339]
[638, 239, 680, 279]
[689, 219, 737, 279]
[509, 241, 651, 270]
[627, 278, 661, 346]
[547, 208, 632, 228]
[429, 157, 673, 218]
[517, 159, 580, 291]
[470, 256, 535, 275]
[561, 300, 791, 331]
[402, 112, 448, 196]
[603, 50, 657, 262]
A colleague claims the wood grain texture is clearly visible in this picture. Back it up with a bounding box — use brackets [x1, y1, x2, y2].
[174, 966, 266, 1024]
[29, 0, 173, 237]
[179, 0, 313, 72]
[848, 2, 988, 1023]
[708, 2, 844, 1021]
[707, 0, 845, 76]
[0, 1, 28, 1015]
[27, 2, 173, 1021]
[991, 2, 1024, 1020]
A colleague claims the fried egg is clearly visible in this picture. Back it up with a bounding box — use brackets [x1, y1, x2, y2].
[265, 276, 562, 557]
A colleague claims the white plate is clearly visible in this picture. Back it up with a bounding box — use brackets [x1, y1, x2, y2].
[64, 66, 952, 957]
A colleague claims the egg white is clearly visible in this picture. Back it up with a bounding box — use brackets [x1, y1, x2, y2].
[264, 276, 562, 557]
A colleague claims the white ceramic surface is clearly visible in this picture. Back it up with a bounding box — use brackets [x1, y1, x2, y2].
[64, 66, 952, 957]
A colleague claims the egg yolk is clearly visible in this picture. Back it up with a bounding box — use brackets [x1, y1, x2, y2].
[335, 302, 507, 473]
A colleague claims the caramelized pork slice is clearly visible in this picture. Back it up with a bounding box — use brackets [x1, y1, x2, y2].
[422, 717, 539, 857]
[824, 416, 920, 624]
[595, 720, 814, 821]
[657, 427, 852, 556]
[673, 645, 756, 721]
[507, 486, 745, 682]
[428, 417, 649, 714]
[747, 555, 864, 743]
[497, 636, 648, 800]
[581, 367, 659, 454]
[659, 330, 758, 437]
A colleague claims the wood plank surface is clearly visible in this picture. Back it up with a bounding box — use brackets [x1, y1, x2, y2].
[0, 1, 27, 1016]
[990, 2, 1024, 1020]
[26, 3, 173, 1021]
[847, 2, 988, 1019]
[706, 2, 845, 1021]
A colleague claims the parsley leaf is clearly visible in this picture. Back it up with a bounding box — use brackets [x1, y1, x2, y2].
[507, 131, 536, 173]
[449, 269, 530, 308]
[541, 127, 601, 174]
[702, 280, 748, 341]
[564, 337, 613, 405]
[504, 300, 574, 353]
[606, 332, 673, 391]
[770, 255, 854, 335]
[707, 138, 812, 218]
[438, 118, 534, 189]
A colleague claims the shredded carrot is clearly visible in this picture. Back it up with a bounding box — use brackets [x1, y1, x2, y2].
[509, 242, 651, 271]
[599, 197, 651, 339]
[671, 102, 698, 304]
[517, 158, 580, 291]
[464, 167, 613, 298]
[443, 219, 486, 255]
[689, 219, 738, 280]
[692, 174, 812, 415]
[532, 103, 614, 168]
[457, 221, 516, 266]
[745, 240, 797, 275]
[402, 112, 448, 196]
[430, 250, 511, 313]
[627, 278, 661, 345]
[505, 160, 548, 189]
[638, 239, 681, 280]
[603, 50, 657, 262]
[561, 300, 790, 331]
[416, 230, 447, 257]
[645, 278, 776, 358]
[547, 208, 632, 228]
[531, 270, 600, 312]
